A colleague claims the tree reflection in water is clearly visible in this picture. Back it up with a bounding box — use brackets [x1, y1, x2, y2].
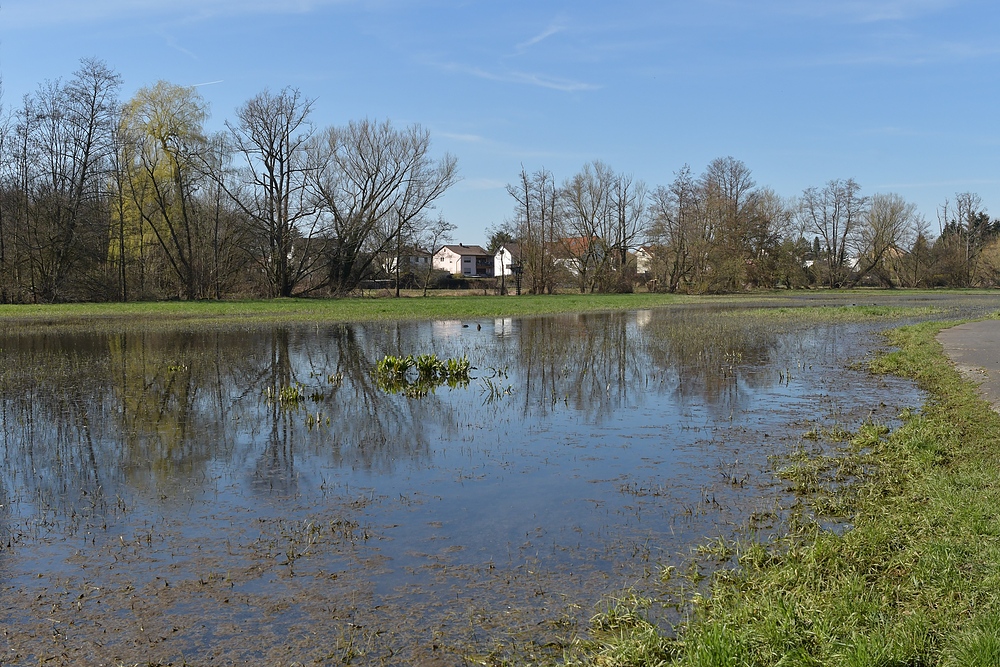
[0, 299, 975, 664]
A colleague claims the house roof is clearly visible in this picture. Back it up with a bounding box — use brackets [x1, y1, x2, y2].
[552, 236, 599, 259]
[400, 246, 433, 257]
[496, 242, 522, 260]
[437, 243, 491, 257]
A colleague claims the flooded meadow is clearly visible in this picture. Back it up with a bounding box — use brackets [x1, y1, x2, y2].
[1, 293, 998, 665]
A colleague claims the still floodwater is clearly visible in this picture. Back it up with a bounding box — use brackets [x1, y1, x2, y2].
[0, 295, 997, 665]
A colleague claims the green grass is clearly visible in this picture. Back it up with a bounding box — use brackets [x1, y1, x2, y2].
[0, 287, 983, 331]
[0, 293, 691, 330]
[565, 316, 1000, 666]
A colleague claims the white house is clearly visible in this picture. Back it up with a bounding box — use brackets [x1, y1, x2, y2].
[635, 246, 655, 275]
[493, 243, 523, 277]
[433, 244, 494, 277]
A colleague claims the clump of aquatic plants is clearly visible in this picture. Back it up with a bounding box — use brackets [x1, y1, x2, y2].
[376, 354, 415, 379]
[374, 353, 471, 397]
[266, 368, 347, 415]
[265, 382, 306, 406]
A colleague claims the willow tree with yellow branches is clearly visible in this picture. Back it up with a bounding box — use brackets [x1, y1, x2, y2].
[115, 81, 214, 300]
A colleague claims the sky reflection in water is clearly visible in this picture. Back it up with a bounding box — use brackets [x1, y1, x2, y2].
[0, 297, 993, 663]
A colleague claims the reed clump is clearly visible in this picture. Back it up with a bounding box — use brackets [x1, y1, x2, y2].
[374, 353, 471, 398]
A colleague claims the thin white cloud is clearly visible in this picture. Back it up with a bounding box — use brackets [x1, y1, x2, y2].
[507, 71, 599, 92]
[799, 36, 1000, 68]
[161, 32, 200, 60]
[515, 24, 566, 52]
[443, 62, 599, 93]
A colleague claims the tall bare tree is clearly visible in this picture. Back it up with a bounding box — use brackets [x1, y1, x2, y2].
[507, 166, 560, 294]
[6, 59, 122, 301]
[850, 192, 919, 287]
[561, 161, 612, 292]
[607, 170, 647, 287]
[226, 87, 319, 297]
[647, 165, 705, 292]
[310, 119, 458, 295]
[0, 77, 10, 302]
[798, 178, 867, 287]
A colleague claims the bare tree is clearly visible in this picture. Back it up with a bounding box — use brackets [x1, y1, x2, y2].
[226, 87, 319, 297]
[311, 119, 458, 295]
[507, 166, 560, 294]
[200, 133, 255, 298]
[607, 170, 647, 288]
[0, 77, 10, 302]
[7, 59, 122, 302]
[561, 161, 612, 292]
[850, 192, 919, 287]
[646, 165, 705, 292]
[798, 178, 867, 287]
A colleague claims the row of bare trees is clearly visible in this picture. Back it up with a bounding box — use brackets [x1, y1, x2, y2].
[502, 157, 998, 293]
[503, 162, 647, 294]
[0, 59, 458, 303]
[2, 58, 996, 302]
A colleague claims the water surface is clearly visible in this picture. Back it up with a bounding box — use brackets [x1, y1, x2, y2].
[1, 294, 997, 664]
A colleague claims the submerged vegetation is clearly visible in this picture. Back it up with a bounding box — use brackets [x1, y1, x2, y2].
[563, 317, 1000, 666]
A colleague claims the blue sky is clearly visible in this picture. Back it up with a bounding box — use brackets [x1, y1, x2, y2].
[2, 0, 998, 245]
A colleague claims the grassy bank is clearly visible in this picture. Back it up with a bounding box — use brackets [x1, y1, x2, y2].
[0, 293, 693, 329]
[0, 288, 986, 330]
[571, 317, 1000, 666]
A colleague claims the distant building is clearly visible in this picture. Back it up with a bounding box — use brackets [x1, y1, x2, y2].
[433, 243, 495, 277]
[383, 246, 433, 275]
[635, 246, 655, 274]
[493, 243, 523, 277]
[551, 236, 600, 276]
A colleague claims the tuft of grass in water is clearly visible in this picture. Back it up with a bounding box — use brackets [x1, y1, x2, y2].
[265, 382, 306, 407]
[565, 594, 678, 667]
[565, 318, 1000, 666]
[374, 353, 472, 397]
[375, 353, 415, 378]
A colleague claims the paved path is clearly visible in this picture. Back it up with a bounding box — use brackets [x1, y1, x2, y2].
[938, 320, 1000, 410]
